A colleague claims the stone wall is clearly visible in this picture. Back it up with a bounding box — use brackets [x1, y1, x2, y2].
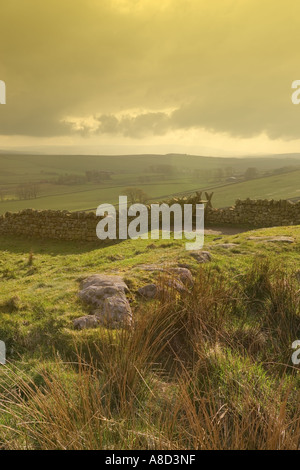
[206, 198, 300, 227]
[0, 198, 300, 242]
[0, 209, 99, 241]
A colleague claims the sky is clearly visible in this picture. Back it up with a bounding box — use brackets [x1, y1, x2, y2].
[1, 0, 300, 156]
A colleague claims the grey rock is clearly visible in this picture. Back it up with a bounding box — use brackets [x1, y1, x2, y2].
[167, 267, 193, 285]
[94, 296, 132, 328]
[164, 277, 187, 293]
[136, 264, 193, 285]
[190, 251, 212, 263]
[73, 315, 100, 330]
[138, 284, 159, 299]
[79, 285, 124, 307]
[78, 274, 132, 329]
[80, 274, 128, 292]
[138, 275, 189, 301]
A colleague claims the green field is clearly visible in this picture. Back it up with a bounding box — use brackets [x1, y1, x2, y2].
[212, 169, 300, 207]
[0, 153, 299, 214]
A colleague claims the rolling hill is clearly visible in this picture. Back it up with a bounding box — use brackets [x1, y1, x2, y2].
[0, 153, 299, 214]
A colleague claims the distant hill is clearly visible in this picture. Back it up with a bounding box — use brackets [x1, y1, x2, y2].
[0, 153, 299, 213]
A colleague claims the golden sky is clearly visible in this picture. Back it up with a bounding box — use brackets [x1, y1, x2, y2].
[1, 0, 300, 155]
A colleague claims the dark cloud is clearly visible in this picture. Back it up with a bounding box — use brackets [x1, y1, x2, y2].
[96, 112, 170, 138]
[1, 0, 300, 142]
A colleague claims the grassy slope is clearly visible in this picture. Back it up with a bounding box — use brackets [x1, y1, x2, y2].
[0, 226, 299, 354]
[212, 169, 300, 207]
[0, 226, 299, 449]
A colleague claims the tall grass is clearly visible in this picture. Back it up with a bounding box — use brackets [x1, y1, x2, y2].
[0, 259, 299, 450]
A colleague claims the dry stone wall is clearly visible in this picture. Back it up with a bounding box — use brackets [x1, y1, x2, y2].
[0, 198, 300, 242]
[206, 199, 300, 227]
[0, 209, 99, 241]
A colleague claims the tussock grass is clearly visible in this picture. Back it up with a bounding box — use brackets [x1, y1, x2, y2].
[0, 258, 300, 450]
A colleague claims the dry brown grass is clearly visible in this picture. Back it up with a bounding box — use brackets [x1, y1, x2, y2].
[0, 261, 299, 450]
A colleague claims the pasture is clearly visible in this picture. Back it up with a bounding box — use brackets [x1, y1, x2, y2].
[0, 153, 299, 213]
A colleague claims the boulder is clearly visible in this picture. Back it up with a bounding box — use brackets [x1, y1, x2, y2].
[80, 274, 128, 292]
[167, 267, 193, 285]
[94, 296, 132, 328]
[164, 277, 187, 293]
[190, 251, 212, 263]
[136, 265, 193, 301]
[138, 277, 188, 301]
[136, 264, 193, 285]
[138, 284, 159, 299]
[73, 315, 100, 330]
[79, 285, 125, 308]
[77, 274, 132, 329]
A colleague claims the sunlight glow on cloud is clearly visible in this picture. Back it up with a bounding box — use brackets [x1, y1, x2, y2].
[1, 0, 300, 154]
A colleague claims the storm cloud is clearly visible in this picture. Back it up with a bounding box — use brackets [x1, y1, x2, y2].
[1, 0, 300, 144]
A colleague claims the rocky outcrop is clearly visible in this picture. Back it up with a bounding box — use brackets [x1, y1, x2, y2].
[138, 284, 159, 299]
[137, 265, 193, 300]
[74, 274, 132, 329]
[73, 315, 100, 330]
[137, 264, 193, 284]
[167, 267, 194, 285]
[190, 251, 212, 263]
